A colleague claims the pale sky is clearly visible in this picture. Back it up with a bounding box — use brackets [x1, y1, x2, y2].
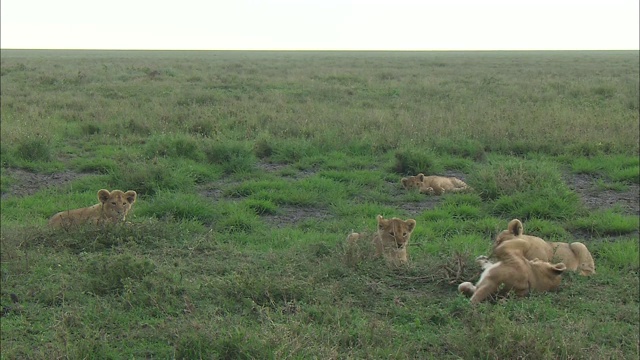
[1, 0, 638, 50]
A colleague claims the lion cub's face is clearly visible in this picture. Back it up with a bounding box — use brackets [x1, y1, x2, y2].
[400, 174, 435, 195]
[400, 174, 425, 191]
[377, 215, 416, 250]
[98, 189, 137, 222]
[528, 258, 566, 288]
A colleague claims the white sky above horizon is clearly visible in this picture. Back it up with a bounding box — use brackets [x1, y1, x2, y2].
[1, 0, 638, 51]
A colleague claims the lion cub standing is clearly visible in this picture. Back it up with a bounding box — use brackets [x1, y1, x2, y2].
[495, 219, 595, 276]
[346, 215, 417, 266]
[49, 189, 137, 228]
[401, 173, 470, 195]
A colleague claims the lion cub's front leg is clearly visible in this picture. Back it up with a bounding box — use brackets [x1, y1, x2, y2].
[469, 281, 501, 304]
[419, 186, 435, 195]
[458, 255, 500, 303]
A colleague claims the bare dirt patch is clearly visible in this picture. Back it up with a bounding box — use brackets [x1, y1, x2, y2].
[197, 161, 328, 227]
[261, 205, 333, 228]
[1, 168, 88, 198]
[565, 173, 639, 216]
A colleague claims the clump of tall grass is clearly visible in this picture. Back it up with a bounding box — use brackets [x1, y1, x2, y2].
[594, 239, 639, 271]
[392, 149, 442, 175]
[136, 192, 217, 223]
[253, 138, 273, 159]
[432, 138, 487, 161]
[471, 157, 563, 200]
[252, 134, 329, 162]
[144, 134, 204, 161]
[470, 157, 583, 220]
[14, 137, 52, 162]
[72, 158, 118, 174]
[242, 198, 278, 215]
[85, 253, 156, 295]
[80, 123, 101, 135]
[203, 141, 256, 174]
[188, 120, 217, 137]
[570, 209, 639, 236]
[571, 155, 639, 184]
[109, 161, 194, 196]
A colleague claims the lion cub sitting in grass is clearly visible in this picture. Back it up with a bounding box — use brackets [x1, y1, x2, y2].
[458, 238, 567, 304]
[495, 219, 595, 276]
[346, 215, 417, 266]
[401, 173, 470, 195]
[49, 189, 137, 229]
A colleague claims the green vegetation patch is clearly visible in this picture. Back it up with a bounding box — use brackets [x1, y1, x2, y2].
[0, 50, 638, 359]
[572, 154, 640, 184]
[570, 209, 640, 236]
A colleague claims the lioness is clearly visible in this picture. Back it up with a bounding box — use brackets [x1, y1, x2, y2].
[346, 215, 417, 265]
[401, 173, 470, 195]
[458, 238, 567, 304]
[48, 189, 137, 228]
[495, 219, 595, 276]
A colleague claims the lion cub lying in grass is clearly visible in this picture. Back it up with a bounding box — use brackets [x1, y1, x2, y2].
[495, 219, 595, 276]
[346, 215, 417, 266]
[49, 189, 137, 228]
[458, 238, 567, 304]
[401, 173, 470, 195]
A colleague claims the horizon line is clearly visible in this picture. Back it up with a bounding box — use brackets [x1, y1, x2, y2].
[2, 48, 639, 52]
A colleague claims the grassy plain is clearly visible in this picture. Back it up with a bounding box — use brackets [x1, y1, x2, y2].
[1, 50, 639, 359]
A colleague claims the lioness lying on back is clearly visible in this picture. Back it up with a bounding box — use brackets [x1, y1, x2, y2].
[401, 173, 470, 195]
[346, 215, 417, 266]
[495, 219, 595, 276]
[48, 189, 137, 228]
[458, 238, 567, 304]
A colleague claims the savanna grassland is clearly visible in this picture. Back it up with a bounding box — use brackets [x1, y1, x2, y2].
[1, 50, 639, 359]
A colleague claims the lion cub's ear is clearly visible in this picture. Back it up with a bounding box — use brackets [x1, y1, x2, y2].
[417, 173, 425, 182]
[551, 263, 567, 274]
[401, 178, 408, 187]
[405, 219, 417, 233]
[97, 189, 111, 204]
[508, 219, 524, 236]
[376, 215, 387, 229]
[124, 190, 137, 204]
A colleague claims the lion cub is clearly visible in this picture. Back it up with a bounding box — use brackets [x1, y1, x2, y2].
[458, 238, 567, 304]
[401, 173, 470, 195]
[346, 215, 417, 266]
[495, 219, 595, 276]
[49, 189, 137, 228]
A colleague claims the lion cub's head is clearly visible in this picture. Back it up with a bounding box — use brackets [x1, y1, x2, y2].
[401, 173, 425, 191]
[528, 257, 567, 288]
[377, 215, 416, 250]
[400, 174, 435, 195]
[98, 189, 137, 222]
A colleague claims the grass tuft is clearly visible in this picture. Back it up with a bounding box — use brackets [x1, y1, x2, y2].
[204, 141, 256, 174]
[85, 253, 156, 295]
[15, 137, 52, 162]
[392, 149, 442, 175]
[570, 209, 640, 236]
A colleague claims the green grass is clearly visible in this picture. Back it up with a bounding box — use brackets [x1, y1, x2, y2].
[570, 208, 640, 237]
[1, 50, 638, 359]
[572, 154, 640, 184]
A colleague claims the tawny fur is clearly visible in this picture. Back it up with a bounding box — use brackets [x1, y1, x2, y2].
[48, 189, 137, 228]
[401, 173, 470, 195]
[494, 219, 595, 276]
[346, 215, 417, 266]
[458, 238, 567, 304]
